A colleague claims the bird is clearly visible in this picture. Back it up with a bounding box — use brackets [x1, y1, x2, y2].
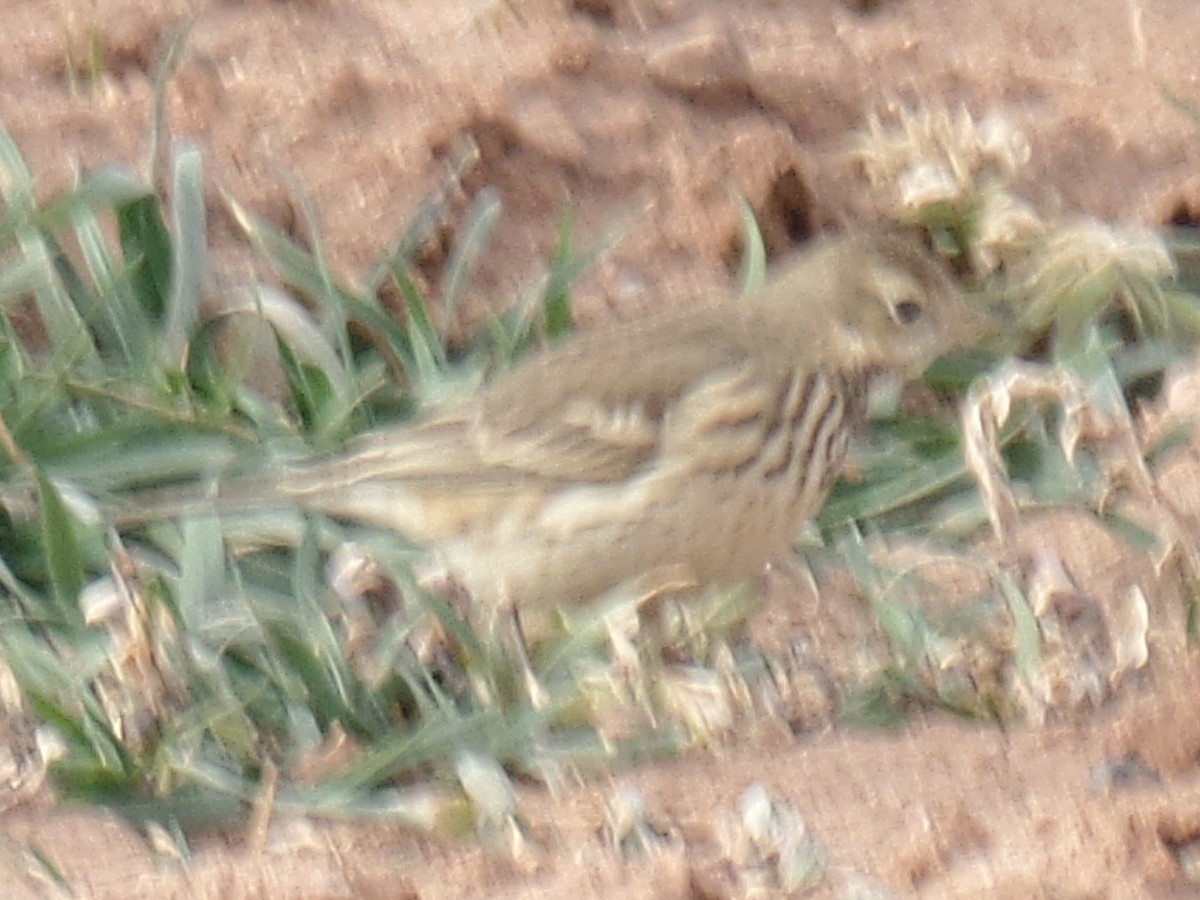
[122, 230, 987, 617]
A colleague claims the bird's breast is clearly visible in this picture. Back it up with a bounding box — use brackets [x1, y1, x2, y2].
[439, 366, 866, 608]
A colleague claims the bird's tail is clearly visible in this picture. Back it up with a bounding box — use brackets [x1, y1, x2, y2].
[104, 418, 481, 538]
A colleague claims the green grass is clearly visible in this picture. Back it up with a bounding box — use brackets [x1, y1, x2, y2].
[0, 99, 1196, 842]
[0, 115, 644, 833]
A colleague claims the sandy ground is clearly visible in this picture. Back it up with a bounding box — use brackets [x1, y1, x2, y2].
[3, 0, 1200, 896]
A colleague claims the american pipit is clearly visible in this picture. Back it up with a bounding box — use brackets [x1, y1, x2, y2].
[127, 230, 985, 614]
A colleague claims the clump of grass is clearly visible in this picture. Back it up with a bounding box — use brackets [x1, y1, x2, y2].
[826, 104, 1196, 720]
[0, 112, 659, 834]
[0, 88, 803, 839]
[0, 92, 1193, 845]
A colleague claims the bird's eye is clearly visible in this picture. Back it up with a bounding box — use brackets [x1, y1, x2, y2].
[893, 299, 924, 325]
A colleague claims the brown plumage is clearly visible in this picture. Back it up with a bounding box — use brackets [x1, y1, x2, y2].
[126, 231, 986, 610]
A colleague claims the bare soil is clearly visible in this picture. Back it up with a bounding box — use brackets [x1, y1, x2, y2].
[3, 0, 1200, 896]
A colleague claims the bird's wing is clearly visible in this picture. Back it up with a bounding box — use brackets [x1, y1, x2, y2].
[472, 391, 664, 482]
[465, 307, 774, 483]
[279, 305, 782, 492]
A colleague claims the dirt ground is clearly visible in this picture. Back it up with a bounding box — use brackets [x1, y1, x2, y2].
[3, 0, 1200, 896]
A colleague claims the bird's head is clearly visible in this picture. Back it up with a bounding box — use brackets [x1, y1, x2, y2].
[760, 231, 991, 374]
